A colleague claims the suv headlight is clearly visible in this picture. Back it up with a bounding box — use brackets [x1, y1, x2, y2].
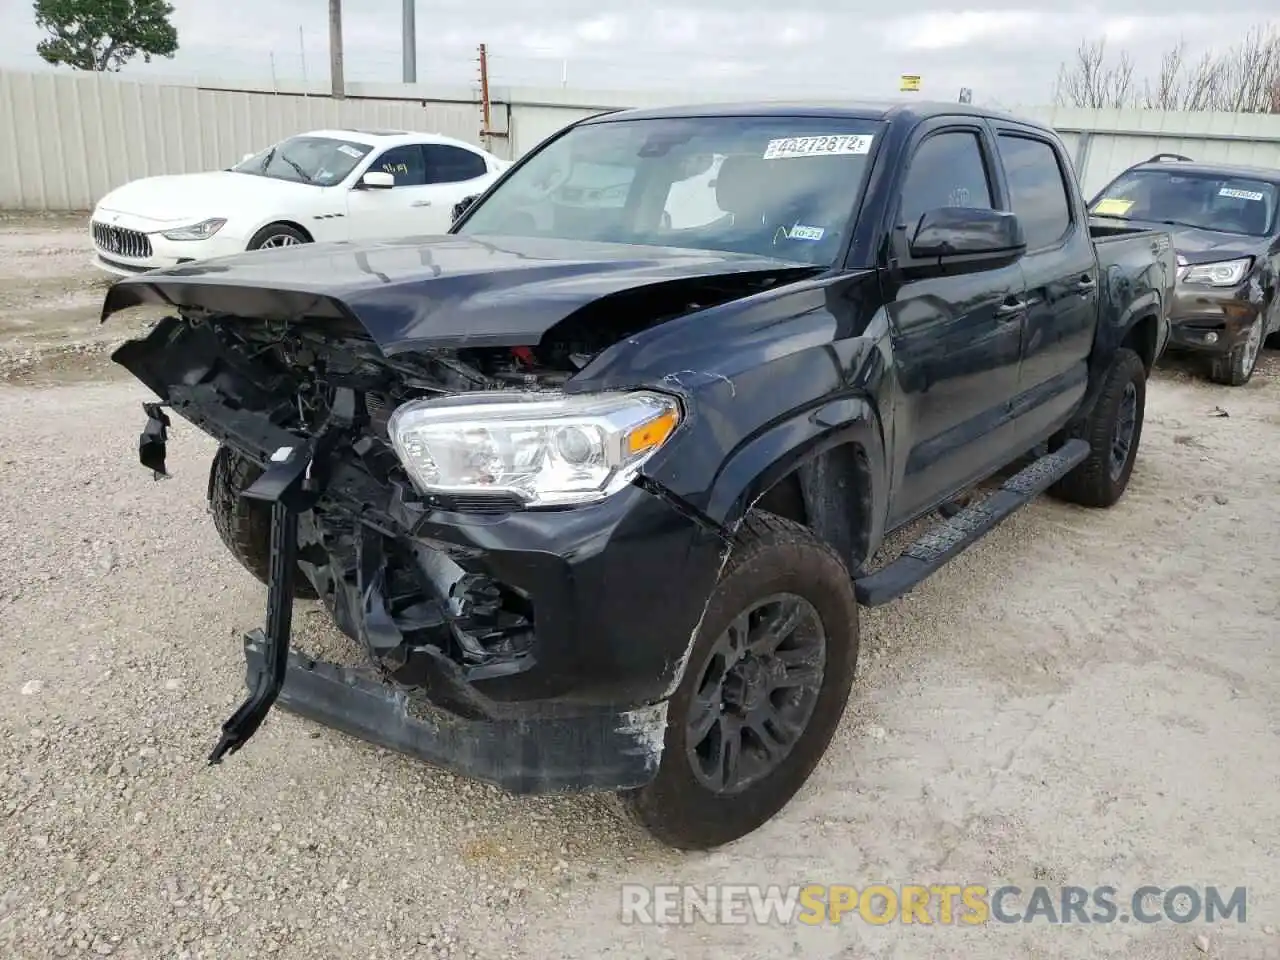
[1179, 257, 1251, 287]
[387, 390, 682, 507]
[161, 218, 228, 241]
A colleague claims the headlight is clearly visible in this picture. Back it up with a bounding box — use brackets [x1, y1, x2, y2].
[387, 390, 682, 507]
[161, 218, 228, 241]
[1179, 257, 1251, 287]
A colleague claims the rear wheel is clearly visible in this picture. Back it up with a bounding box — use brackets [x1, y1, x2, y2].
[618, 511, 859, 850]
[1049, 346, 1146, 509]
[247, 223, 310, 251]
[208, 446, 318, 599]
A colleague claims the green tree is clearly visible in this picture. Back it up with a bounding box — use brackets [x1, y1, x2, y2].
[34, 0, 179, 72]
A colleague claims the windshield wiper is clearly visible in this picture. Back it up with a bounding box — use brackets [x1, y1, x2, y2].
[279, 155, 313, 183]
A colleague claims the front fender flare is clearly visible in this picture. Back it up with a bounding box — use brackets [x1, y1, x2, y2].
[704, 394, 888, 568]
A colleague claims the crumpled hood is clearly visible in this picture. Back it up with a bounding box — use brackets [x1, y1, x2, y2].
[100, 233, 822, 353]
[1116, 219, 1265, 265]
[94, 171, 316, 225]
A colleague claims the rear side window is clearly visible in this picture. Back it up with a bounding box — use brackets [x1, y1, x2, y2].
[899, 131, 994, 231]
[997, 134, 1072, 249]
[372, 145, 427, 186]
[424, 144, 489, 184]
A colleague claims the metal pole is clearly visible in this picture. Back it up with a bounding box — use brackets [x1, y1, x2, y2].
[402, 0, 417, 83]
[329, 0, 345, 99]
[299, 26, 308, 84]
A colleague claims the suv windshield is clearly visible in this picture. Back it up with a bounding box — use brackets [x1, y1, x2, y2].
[1090, 168, 1277, 237]
[231, 135, 374, 187]
[455, 115, 884, 265]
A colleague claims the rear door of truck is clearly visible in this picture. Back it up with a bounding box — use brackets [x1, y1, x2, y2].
[987, 122, 1101, 446]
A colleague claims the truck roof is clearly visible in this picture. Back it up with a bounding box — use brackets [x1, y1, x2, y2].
[585, 99, 1056, 135]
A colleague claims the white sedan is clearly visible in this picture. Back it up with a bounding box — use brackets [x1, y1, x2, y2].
[88, 128, 510, 277]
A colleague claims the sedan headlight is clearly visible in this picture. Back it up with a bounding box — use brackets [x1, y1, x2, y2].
[387, 390, 682, 507]
[1179, 257, 1251, 287]
[161, 218, 228, 241]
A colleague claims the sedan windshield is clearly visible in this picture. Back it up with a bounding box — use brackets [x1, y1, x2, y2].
[1090, 169, 1277, 237]
[455, 115, 885, 265]
[231, 135, 373, 187]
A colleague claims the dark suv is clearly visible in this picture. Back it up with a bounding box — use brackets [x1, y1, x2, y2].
[1088, 153, 1280, 385]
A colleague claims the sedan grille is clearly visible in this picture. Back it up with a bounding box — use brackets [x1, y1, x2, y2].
[92, 222, 153, 259]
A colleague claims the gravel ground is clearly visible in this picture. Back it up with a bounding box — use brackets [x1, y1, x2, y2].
[1, 217, 1279, 960]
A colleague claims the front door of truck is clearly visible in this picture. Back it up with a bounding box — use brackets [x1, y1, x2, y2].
[991, 127, 1099, 444]
[884, 121, 1028, 527]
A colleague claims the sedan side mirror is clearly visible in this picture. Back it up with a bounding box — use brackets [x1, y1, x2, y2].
[451, 195, 478, 223]
[360, 171, 396, 190]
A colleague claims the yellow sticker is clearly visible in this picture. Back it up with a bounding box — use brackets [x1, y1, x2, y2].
[1094, 198, 1134, 216]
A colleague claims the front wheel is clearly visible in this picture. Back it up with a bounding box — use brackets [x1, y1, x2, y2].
[208, 446, 318, 599]
[618, 511, 859, 850]
[247, 223, 310, 251]
[1049, 346, 1147, 509]
[1208, 313, 1264, 386]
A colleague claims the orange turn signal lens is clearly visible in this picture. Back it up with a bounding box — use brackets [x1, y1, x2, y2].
[625, 407, 680, 457]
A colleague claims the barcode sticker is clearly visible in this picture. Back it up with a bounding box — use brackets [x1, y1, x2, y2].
[1219, 187, 1265, 201]
[763, 135, 874, 160]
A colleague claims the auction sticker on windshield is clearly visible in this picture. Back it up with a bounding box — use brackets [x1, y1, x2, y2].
[1219, 187, 1265, 201]
[763, 135, 874, 159]
[1093, 198, 1134, 216]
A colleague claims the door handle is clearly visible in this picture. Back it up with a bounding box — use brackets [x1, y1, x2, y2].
[994, 299, 1028, 319]
[410, 200, 432, 207]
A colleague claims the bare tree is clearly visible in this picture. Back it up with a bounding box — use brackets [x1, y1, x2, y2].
[1056, 25, 1280, 112]
[1053, 39, 1135, 108]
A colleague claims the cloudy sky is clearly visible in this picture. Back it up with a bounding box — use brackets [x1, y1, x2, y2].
[3, 0, 1273, 105]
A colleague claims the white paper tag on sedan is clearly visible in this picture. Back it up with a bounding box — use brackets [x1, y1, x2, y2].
[763, 135, 874, 159]
[1219, 187, 1265, 201]
[337, 144, 365, 159]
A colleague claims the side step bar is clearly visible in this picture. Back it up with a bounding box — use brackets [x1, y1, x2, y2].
[854, 439, 1091, 607]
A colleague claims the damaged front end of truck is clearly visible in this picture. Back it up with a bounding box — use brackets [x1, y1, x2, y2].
[101, 238, 820, 794]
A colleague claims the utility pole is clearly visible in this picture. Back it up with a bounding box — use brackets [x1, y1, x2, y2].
[402, 0, 417, 83]
[329, 0, 345, 99]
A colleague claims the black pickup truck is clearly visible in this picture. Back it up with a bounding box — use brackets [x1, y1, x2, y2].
[102, 101, 1175, 850]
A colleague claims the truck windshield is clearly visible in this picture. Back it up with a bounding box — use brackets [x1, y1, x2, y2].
[455, 115, 885, 266]
[1090, 169, 1277, 237]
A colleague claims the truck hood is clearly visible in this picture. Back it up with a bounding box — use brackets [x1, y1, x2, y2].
[94, 171, 318, 225]
[100, 234, 822, 353]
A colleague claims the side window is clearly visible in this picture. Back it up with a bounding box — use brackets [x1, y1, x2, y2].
[899, 131, 994, 230]
[423, 145, 489, 184]
[996, 134, 1072, 249]
[372, 145, 427, 186]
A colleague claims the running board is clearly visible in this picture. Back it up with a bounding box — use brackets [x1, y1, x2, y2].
[854, 439, 1091, 607]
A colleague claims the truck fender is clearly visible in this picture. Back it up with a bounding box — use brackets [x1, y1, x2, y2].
[704, 394, 888, 574]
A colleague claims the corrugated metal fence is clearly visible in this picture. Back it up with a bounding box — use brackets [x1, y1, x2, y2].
[3, 66, 1280, 211]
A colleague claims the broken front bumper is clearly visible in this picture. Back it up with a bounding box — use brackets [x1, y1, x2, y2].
[129, 382, 727, 794]
[1167, 284, 1265, 355]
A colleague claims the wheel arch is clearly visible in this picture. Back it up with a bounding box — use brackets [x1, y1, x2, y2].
[705, 396, 888, 577]
[247, 219, 315, 248]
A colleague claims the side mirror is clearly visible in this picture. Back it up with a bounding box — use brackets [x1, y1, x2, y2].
[451, 195, 478, 223]
[360, 171, 396, 190]
[907, 207, 1025, 263]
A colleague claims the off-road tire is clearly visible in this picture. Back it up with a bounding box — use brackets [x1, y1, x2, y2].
[1049, 346, 1146, 509]
[1208, 314, 1264, 387]
[208, 445, 318, 599]
[618, 511, 859, 850]
[246, 223, 310, 251]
